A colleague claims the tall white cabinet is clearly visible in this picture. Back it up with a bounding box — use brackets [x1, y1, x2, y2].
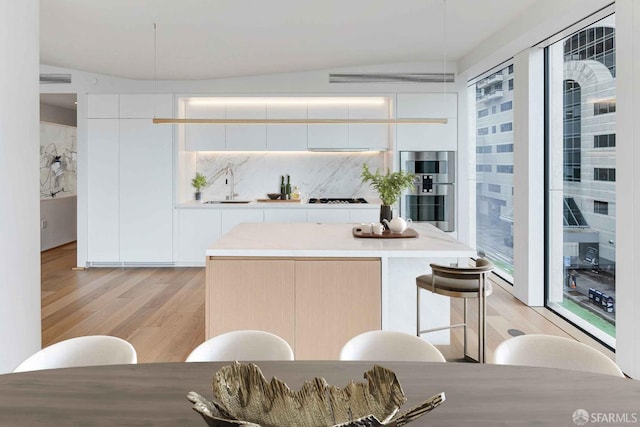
[87, 118, 120, 262]
[87, 94, 174, 264]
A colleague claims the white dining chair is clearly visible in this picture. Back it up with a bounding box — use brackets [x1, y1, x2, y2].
[492, 334, 624, 377]
[185, 330, 294, 362]
[339, 330, 446, 362]
[13, 335, 137, 373]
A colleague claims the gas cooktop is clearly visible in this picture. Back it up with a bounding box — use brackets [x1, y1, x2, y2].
[308, 198, 368, 204]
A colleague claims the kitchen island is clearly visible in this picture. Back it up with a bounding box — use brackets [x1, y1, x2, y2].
[206, 222, 475, 359]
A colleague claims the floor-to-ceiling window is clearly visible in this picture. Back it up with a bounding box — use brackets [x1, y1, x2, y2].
[473, 63, 515, 280]
[546, 14, 616, 347]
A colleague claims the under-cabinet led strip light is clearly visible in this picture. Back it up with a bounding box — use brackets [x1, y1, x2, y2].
[185, 97, 387, 105]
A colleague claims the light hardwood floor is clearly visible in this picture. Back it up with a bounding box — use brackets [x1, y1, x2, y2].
[41, 242, 613, 363]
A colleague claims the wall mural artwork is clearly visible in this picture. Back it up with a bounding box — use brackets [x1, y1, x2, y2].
[40, 122, 77, 199]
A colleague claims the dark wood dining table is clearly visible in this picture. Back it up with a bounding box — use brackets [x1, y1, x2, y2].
[0, 360, 638, 426]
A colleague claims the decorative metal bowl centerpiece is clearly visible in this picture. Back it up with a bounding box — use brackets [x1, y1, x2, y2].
[187, 362, 445, 427]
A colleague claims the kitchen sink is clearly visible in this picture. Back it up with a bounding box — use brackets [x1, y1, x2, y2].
[204, 200, 252, 204]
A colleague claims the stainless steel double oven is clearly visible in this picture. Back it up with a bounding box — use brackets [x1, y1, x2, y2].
[399, 151, 455, 232]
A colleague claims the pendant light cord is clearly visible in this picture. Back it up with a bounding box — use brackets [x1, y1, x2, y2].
[442, 0, 447, 105]
[153, 22, 157, 118]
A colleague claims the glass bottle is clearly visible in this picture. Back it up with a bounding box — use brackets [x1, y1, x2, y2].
[280, 175, 286, 199]
[285, 175, 292, 199]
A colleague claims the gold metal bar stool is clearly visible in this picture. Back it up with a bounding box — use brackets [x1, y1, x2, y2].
[416, 258, 494, 363]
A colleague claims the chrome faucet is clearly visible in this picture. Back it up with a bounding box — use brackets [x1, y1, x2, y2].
[224, 164, 235, 200]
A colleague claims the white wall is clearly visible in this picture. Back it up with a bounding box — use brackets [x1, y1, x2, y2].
[0, 0, 41, 373]
[615, 0, 640, 380]
[512, 48, 545, 306]
[41, 196, 77, 251]
[40, 103, 76, 127]
[459, 0, 612, 80]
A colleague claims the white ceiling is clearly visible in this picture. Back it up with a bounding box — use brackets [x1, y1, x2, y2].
[40, 0, 540, 81]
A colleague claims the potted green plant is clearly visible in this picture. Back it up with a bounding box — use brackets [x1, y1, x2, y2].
[361, 164, 416, 225]
[191, 172, 208, 202]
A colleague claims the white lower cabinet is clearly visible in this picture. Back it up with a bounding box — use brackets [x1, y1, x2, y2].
[170, 207, 378, 264]
[221, 209, 264, 234]
[307, 209, 351, 223]
[350, 208, 380, 224]
[119, 120, 173, 263]
[263, 208, 308, 223]
[176, 209, 222, 264]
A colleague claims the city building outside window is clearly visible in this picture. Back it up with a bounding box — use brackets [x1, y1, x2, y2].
[594, 134, 616, 148]
[472, 62, 516, 278]
[501, 101, 513, 112]
[497, 143, 513, 153]
[488, 184, 501, 193]
[546, 14, 616, 347]
[593, 167, 616, 181]
[594, 200, 609, 215]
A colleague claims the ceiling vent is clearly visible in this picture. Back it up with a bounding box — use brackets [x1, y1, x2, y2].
[39, 73, 72, 84]
[329, 73, 454, 84]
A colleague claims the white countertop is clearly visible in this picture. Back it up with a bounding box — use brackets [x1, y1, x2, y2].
[206, 222, 474, 258]
[177, 200, 381, 209]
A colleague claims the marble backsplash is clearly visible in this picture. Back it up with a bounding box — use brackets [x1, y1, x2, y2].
[195, 152, 385, 201]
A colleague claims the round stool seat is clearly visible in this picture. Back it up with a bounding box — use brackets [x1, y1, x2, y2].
[417, 274, 494, 296]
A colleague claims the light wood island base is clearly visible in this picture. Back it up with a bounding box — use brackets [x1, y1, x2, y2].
[205, 223, 475, 357]
[206, 257, 381, 359]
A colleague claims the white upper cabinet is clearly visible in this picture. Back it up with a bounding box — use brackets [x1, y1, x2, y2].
[266, 104, 307, 151]
[397, 118, 458, 151]
[396, 93, 457, 118]
[119, 94, 174, 119]
[181, 97, 391, 151]
[88, 94, 119, 118]
[185, 102, 225, 151]
[348, 103, 389, 150]
[396, 93, 458, 151]
[307, 104, 349, 149]
[226, 104, 267, 151]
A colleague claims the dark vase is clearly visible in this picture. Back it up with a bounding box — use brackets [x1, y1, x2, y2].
[195, 191, 202, 202]
[380, 205, 392, 227]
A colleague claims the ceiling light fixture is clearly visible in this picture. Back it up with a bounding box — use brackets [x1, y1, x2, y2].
[185, 97, 387, 106]
[153, 117, 448, 124]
